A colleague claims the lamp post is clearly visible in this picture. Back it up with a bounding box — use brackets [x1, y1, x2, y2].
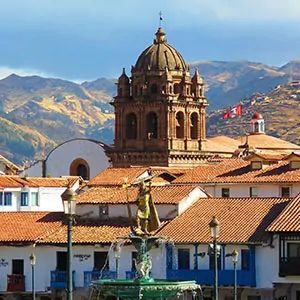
[29, 253, 36, 300]
[61, 187, 77, 300]
[232, 249, 238, 300]
[209, 216, 220, 300]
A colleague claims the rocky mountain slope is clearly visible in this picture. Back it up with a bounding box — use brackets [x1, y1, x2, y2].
[1, 60, 300, 166]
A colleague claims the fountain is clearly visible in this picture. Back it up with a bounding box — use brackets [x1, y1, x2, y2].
[88, 177, 202, 300]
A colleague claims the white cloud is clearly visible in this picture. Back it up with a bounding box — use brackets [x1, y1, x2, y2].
[169, 0, 300, 22]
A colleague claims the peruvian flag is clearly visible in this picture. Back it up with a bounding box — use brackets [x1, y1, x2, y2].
[222, 104, 242, 119]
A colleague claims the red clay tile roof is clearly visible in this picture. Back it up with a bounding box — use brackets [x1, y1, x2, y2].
[0, 212, 62, 242]
[38, 218, 132, 244]
[174, 158, 300, 184]
[0, 212, 132, 244]
[14, 177, 78, 187]
[0, 176, 24, 189]
[267, 195, 300, 232]
[88, 167, 190, 187]
[77, 185, 201, 205]
[157, 197, 290, 243]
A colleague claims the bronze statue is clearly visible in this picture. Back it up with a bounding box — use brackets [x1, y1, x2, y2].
[123, 176, 160, 235]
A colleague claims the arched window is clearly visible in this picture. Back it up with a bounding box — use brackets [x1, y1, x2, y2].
[146, 112, 158, 139]
[190, 113, 198, 139]
[150, 84, 158, 94]
[254, 122, 259, 133]
[70, 158, 90, 180]
[126, 113, 137, 139]
[170, 85, 173, 94]
[176, 112, 184, 139]
[174, 83, 181, 94]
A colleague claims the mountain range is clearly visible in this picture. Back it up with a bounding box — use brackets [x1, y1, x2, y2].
[1, 59, 300, 166]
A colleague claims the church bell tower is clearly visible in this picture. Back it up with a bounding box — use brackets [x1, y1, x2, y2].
[107, 27, 210, 167]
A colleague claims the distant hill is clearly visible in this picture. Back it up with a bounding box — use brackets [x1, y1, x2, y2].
[206, 81, 300, 145]
[189, 60, 299, 110]
[1, 60, 300, 166]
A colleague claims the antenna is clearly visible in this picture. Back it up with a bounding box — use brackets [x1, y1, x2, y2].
[159, 11, 163, 27]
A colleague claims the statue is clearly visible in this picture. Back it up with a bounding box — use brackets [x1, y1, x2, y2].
[123, 176, 160, 236]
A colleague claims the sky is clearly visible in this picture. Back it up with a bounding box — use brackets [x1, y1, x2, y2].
[1, 0, 300, 81]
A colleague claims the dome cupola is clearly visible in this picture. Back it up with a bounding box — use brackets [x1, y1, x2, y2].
[251, 112, 265, 135]
[133, 27, 188, 73]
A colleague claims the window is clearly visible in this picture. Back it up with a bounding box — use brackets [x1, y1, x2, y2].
[281, 187, 290, 198]
[251, 161, 262, 170]
[178, 249, 190, 270]
[221, 188, 230, 198]
[94, 252, 108, 271]
[31, 192, 39, 206]
[4, 192, 12, 206]
[287, 243, 300, 259]
[209, 246, 221, 270]
[21, 192, 28, 206]
[241, 249, 250, 270]
[250, 187, 258, 197]
[12, 259, 24, 275]
[99, 205, 109, 217]
[56, 252, 67, 271]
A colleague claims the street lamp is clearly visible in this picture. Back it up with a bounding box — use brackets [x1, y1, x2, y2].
[29, 253, 36, 300]
[61, 187, 77, 300]
[232, 249, 238, 300]
[209, 216, 220, 300]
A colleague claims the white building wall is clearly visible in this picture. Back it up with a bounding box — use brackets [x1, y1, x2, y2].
[178, 187, 208, 215]
[21, 139, 110, 179]
[45, 139, 109, 179]
[203, 183, 300, 198]
[21, 161, 44, 177]
[76, 204, 178, 219]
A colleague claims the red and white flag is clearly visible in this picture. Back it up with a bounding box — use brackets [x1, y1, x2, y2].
[222, 104, 242, 119]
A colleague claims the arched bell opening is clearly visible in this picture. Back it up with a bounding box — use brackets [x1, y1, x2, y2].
[190, 112, 198, 139]
[146, 112, 158, 139]
[126, 113, 138, 139]
[176, 112, 184, 139]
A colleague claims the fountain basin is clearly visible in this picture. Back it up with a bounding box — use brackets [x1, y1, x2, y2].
[90, 279, 201, 299]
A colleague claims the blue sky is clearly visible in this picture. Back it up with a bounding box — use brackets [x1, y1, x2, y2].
[1, 0, 300, 81]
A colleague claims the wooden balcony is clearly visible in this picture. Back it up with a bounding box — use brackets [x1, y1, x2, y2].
[279, 257, 300, 277]
[7, 274, 25, 292]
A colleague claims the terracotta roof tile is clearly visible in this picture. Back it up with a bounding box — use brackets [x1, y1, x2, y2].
[157, 197, 290, 243]
[88, 167, 191, 187]
[38, 218, 132, 244]
[77, 185, 201, 205]
[0, 212, 62, 242]
[267, 195, 300, 232]
[88, 167, 149, 186]
[174, 158, 300, 184]
[14, 177, 77, 187]
[0, 176, 24, 188]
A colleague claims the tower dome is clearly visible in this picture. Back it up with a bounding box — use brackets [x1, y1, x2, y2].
[133, 27, 188, 73]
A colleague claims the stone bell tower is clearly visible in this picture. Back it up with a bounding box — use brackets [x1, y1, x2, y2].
[107, 27, 211, 167]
